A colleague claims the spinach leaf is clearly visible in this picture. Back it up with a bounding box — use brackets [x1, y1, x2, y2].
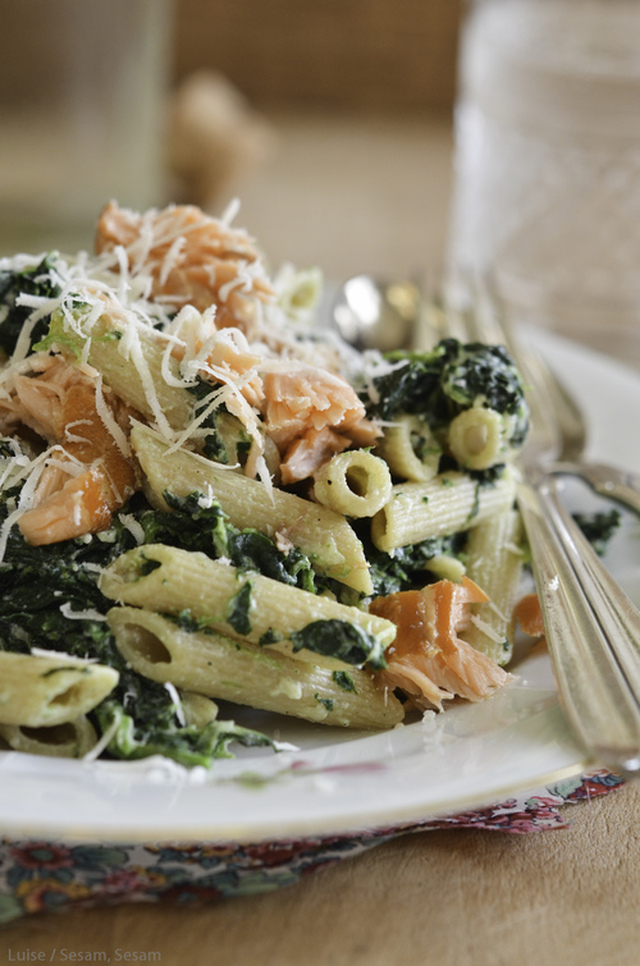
[228, 529, 317, 592]
[332, 670, 357, 693]
[352, 520, 467, 596]
[573, 509, 621, 556]
[290, 619, 387, 671]
[0, 254, 62, 355]
[94, 696, 275, 767]
[160, 491, 323, 594]
[226, 581, 253, 635]
[314, 695, 334, 712]
[186, 383, 252, 466]
[364, 338, 529, 447]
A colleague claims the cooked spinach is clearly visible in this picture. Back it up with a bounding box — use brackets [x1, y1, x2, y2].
[186, 383, 252, 466]
[172, 609, 217, 635]
[364, 338, 529, 447]
[259, 627, 284, 646]
[354, 521, 467, 596]
[468, 465, 508, 518]
[226, 581, 253, 635]
[154, 490, 325, 594]
[228, 530, 318, 592]
[332, 670, 357, 693]
[573, 508, 621, 556]
[0, 254, 62, 355]
[93, 697, 275, 766]
[314, 694, 334, 712]
[290, 619, 387, 671]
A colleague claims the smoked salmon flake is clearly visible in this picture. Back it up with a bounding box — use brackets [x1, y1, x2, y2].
[262, 367, 380, 483]
[0, 355, 138, 545]
[95, 201, 275, 330]
[371, 577, 513, 711]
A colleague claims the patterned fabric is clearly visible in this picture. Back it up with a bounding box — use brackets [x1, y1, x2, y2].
[0, 769, 623, 924]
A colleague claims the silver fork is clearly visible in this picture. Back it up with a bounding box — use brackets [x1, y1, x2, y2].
[442, 278, 640, 778]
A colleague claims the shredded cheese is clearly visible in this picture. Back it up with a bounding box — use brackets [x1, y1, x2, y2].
[164, 682, 186, 726]
[117, 512, 146, 545]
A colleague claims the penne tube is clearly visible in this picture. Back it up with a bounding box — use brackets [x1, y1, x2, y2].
[51, 307, 195, 431]
[0, 652, 119, 728]
[131, 421, 374, 594]
[370, 467, 517, 553]
[463, 508, 525, 665]
[0, 716, 98, 758]
[108, 607, 404, 729]
[99, 544, 395, 670]
[447, 406, 506, 471]
[313, 450, 392, 518]
[376, 415, 442, 482]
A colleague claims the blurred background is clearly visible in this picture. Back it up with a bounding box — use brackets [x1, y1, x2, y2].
[3, 0, 639, 365]
[169, 0, 462, 279]
[173, 0, 462, 113]
[0, 0, 462, 282]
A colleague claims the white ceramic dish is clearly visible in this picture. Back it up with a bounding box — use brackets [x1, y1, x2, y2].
[1, 328, 639, 845]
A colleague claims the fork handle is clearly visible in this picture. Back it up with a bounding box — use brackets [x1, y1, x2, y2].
[517, 473, 640, 778]
[549, 460, 640, 516]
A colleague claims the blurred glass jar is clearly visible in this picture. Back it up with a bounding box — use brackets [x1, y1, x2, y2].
[0, 0, 172, 256]
[447, 0, 640, 366]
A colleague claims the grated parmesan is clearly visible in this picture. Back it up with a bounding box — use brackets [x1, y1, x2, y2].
[59, 601, 108, 622]
[164, 681, 186, 726]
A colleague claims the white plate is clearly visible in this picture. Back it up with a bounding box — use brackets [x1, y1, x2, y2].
[1, 329, 639, 845]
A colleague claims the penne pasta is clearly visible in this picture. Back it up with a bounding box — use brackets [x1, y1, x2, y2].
[51, 306, 195, 431]
[370, 467, 517, 552]
[130, 421, 374, 594]
[0, 717, 98, 758]
[99, 544, 395, 670]
[463, 508, 525, 665]
[0, 652, 119, 727]
[313, 449, 392, 518]
[108, 607, 404, 729]
[447, 406, 507, 471]
[375, 415, 442, 482]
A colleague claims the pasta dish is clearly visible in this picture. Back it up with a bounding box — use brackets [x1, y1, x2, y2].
[0, 202, 532, 767]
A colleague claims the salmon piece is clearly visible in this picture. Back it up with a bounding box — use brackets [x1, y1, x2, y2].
[30, 459, 78, 506]
[95, 202, 274, 332]
[262, 367, 368, 447]
[0, 392, 28, 436]
[18, 466, 120, 545]
[370, 577, 513, 711]
[262, 366, 379, 482]
[1, 354, 75, 440]
[280, 426, 350, 486]
[514, 593, 546, 640]
[10, 358, 137, 545]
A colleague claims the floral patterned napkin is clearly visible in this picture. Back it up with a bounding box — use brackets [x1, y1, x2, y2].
[0, 769, 622, 924]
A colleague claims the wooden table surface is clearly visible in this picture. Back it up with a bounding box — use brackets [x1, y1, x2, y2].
[3, 112, 640, 966]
